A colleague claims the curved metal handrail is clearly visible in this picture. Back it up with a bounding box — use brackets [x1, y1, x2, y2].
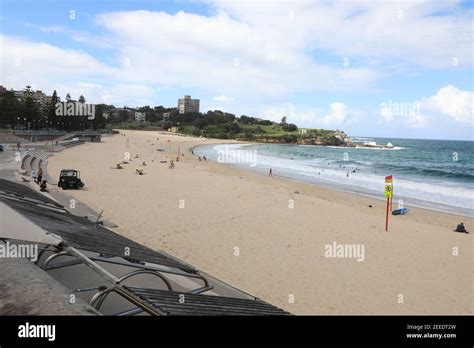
[117, 270, 173, 291]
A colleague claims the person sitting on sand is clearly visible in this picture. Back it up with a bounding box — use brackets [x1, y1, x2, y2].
[116, 163, 123, 169]
[40, 180, 48, 192]
[455, 223, 468, 233]
[135, 169, 145, 175]
[169, 160, 175, 169]
[176, 156, 180, 162]
[142, 161, 147, 166]
[203, 156, 207, 161]
[198, 156, 202, 161]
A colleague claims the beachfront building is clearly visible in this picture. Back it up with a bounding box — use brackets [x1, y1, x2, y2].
[13, 90, 24, 100]
[298, 128, 308, 134]
[32, 90, 47, 108]
[177, 95, 200, 114]
[135, 112, 146, 122]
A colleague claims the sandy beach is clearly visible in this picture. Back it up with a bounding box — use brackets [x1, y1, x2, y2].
[47, 130, 473, 315]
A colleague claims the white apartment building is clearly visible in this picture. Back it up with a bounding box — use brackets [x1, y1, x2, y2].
[177, 95, 200, 114]
[135, 112, 146, 122]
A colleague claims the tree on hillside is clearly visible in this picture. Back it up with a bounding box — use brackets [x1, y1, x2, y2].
[47, 90, 60, 129]
[255, 125, 265, 133]
[281, 116, 287, 125]
[78, 95, 86, 103]
[239, 115, 255, 125]
[282, 123, 297, 132]
[66, 93, 71, 101]
[92, 104, 106, 130]
[22, 86, 40, 122]
[193, 118, 207, 129]
[0, 90, 21, 129]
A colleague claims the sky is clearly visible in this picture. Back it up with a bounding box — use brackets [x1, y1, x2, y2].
[0, 0, 473, 140]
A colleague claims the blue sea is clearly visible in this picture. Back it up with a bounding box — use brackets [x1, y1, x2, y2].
[195, 137, 474, 216]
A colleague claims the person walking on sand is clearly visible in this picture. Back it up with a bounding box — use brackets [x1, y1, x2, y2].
[37, 168, 43, 185]
[269, 168, 272, 177]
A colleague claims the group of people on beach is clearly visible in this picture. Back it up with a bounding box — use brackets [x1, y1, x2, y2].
[113, 133, 216, 176]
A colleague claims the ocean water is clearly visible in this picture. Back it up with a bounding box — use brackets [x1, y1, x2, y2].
[194, 137, 474, 216]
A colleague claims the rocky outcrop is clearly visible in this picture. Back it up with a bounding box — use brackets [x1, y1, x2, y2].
[236, 129, 353, 146]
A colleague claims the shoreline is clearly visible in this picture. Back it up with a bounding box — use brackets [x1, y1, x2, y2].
[193, 142, 473, 218]
[47, 130, 473, 314]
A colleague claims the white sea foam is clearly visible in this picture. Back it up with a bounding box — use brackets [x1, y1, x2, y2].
[201, 144, 473, 211]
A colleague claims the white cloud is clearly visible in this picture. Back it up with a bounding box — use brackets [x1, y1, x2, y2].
[0, 35, 158, 106]
[207, 0, 472, 69]
[379, 85, 473, 128]
[213, 95, 234, 103]
[0, 35, 114, 91]
[260, 102, 353, 128]
[91, 9, 379, 99]
[1, 1, 472, 136]
[428, 85, 474, 124]
[320, 102, 347, 125]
